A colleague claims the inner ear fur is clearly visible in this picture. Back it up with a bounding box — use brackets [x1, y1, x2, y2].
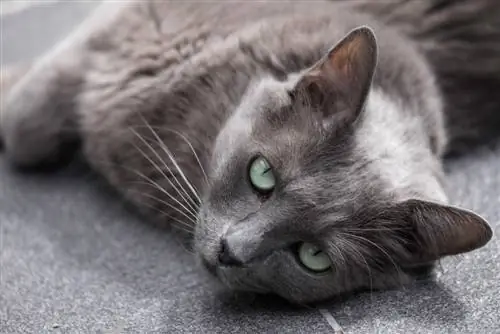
[291, 26, 378, 125]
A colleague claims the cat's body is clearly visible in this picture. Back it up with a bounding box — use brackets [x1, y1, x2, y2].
[1, 0, 498, 303]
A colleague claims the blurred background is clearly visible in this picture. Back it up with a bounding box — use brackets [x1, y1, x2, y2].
[1, 0, 98, 64]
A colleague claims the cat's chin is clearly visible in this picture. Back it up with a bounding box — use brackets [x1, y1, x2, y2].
[200, 256, 218, 278]
[215, 266, 271, 294]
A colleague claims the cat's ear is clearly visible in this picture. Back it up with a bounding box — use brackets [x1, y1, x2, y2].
[395, 199, 492, 264]
[291, 26, 377, 125]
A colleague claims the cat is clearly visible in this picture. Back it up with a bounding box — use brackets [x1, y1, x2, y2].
[1, 0, 499, 304]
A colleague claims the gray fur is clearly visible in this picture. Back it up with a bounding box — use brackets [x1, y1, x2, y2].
[0, 0, 497, 304]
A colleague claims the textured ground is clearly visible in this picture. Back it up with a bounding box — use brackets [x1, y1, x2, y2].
[1, 2, 499, 333]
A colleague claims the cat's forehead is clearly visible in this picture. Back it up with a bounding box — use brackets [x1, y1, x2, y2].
[215, 77, 293, 144]
[245, 76, 295, 112]
[212, 77, 313, 172]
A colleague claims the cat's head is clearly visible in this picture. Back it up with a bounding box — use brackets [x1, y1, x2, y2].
[194, 27, 492, 304]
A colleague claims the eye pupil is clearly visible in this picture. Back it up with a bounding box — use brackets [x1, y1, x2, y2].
[249, 156, 276, 193]
[298, 242, 332, 273]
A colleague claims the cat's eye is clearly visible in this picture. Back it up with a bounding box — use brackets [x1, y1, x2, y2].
[298, 242, 332, 273]
[249, 156, 276, 193]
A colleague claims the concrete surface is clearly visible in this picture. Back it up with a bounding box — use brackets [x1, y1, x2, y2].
[1, 2, 499, 333]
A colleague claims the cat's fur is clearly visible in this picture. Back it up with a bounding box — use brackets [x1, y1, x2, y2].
[0, 0, 498, 304]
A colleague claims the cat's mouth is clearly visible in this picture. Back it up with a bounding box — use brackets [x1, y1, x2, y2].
[200, 253, 270, 294]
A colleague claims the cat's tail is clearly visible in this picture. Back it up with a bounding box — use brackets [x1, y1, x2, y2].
[354, 0, 500, 155]
[0, 58, 83, 169]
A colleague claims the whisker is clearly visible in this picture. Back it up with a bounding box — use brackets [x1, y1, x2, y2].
[139, 117, 202, 205]
[158, 138, 202, 203]
[131, 128, 197, 209]
[338, 237, 374, 300]
[126, 187, 198, 225]
[138, 197, 197, 238]
[340, 232, 403, 283]
[130, 129, 200, 214]
[331, 242, 350, 293]
[125, 160, 199, 218]
[126, 124, 209, 188]
[140, 201, 195, 233]
[84, 159, 198, 241]
[164, 128, 209, 187]
[330, 242, 347, 267]
[89, 157, 200, 220]
[171, 224, 196, 236]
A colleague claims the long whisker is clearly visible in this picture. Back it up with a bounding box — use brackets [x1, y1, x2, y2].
[127, 160, 198, 220]
[89, 157, 199, 220]
[126, 187, 198, 225]
[168, 222, 196, 236]
[158, 138, 202, 204]
[130, 129, 200, 213]
[137, 200, 198, 248]
[340, 232, 403, 282]
[140, 201, 195, 234]
[141, 120, 202, 204]
[163, 128, 209, 187]
[123, 148, 199, 218]
[327, 240, 349, 290]
[329, 242, 347, 267]
[121, 124, 209, 188]
[132, 127, 200, 211]
[338, 237, 374, 299]
[128, 125, 212, 231]
[86, 158, 198, 237]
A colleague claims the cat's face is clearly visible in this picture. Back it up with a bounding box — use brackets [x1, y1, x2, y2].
[194, 27, 492, 304]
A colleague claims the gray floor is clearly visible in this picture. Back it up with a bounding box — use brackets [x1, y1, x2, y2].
[1, 2, 499, 333]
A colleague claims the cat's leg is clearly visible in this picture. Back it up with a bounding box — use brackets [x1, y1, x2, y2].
[0, 2, 129, 169]
[0, 57, 85, 168]
[0, 64, 32, 147]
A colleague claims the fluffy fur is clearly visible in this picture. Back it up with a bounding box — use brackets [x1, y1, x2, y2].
[1, 0, 498, 304]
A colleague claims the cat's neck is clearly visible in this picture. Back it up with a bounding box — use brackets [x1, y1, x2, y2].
[356, 89, 448, 204]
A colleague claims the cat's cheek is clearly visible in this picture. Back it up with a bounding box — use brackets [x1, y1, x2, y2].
[257, 250, 337, 304]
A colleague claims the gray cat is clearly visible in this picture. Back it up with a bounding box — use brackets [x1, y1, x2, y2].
[1, 0, 499, 304]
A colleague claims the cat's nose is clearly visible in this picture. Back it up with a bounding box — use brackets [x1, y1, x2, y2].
[218, 238, 244, 266]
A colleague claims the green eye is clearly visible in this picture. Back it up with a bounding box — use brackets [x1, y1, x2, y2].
[249, 156, 276, 193]
[298, 242, 332, 273]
